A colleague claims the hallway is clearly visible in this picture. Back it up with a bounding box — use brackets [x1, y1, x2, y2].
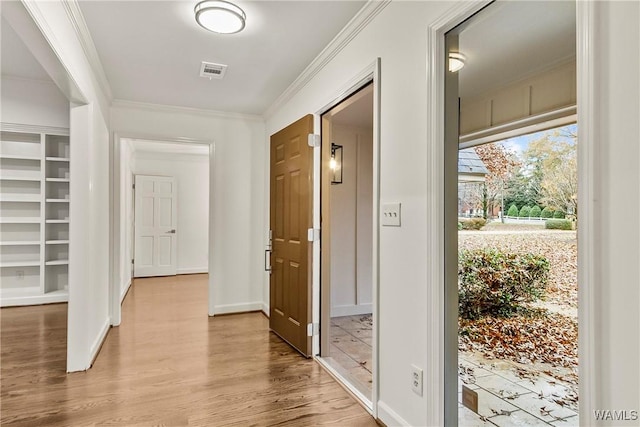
[0, 274, 376, 426]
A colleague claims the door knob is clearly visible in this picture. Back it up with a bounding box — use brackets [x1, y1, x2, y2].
[166, 229, 176, 234]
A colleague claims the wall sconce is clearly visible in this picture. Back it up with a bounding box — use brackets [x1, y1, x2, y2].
[330, 143, 343, 184]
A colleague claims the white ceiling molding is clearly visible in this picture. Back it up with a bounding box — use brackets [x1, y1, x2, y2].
[0, 73, 60, 85]
[112, 99, 264, 122]
[61, 0, 113, 101]
[263, 0, 390, 119]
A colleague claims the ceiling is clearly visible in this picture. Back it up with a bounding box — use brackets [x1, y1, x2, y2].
[78, 0, 366, 115]
[1, 17, 51, 81]
[331, 86, 373, 129]
[458, 0, 576, 99]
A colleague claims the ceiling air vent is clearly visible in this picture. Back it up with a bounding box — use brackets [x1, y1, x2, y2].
[200, 61, 227, 79]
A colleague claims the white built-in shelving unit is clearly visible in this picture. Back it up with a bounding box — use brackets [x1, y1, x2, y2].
[0, 125, 70, 307]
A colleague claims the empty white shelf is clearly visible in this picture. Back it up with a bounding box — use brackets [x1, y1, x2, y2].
[45, 260, 69, 266]
[0, 154, 41, 161]
[0, 195, 41, 202]
[0, 241, 40, 246]
[45, 219, 69, 224]
[0, 217, 40, 224]
[46, 199, 70, 203]
[45, 178, 70, 182]
[45, 157, 70, 162]
[45, 240, 69, 245]
[0, 175, 41, 182]
[0, 261, 41, 268]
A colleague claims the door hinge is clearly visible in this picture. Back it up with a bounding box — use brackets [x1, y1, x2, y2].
[131, 259, 134, 265]
[307, 322, 319, 337]
[308, 133, 320, 148]
[132, 183, 135, 190]
[307, 228, 320, 242]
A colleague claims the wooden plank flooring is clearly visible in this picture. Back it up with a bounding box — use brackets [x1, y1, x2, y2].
[1, 274, 377, 426]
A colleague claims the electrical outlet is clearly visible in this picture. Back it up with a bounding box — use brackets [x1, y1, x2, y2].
[16, 270, 24, 280]
[411, 364, 423, 396]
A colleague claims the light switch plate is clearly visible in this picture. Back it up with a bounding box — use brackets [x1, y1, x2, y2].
[382, 203, 401, 226]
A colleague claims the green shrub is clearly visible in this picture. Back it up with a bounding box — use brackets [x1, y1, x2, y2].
[541, 207, 554, 218]
[545, 219, 572, 230]
[458, 249, 549, 319]
[507, 204, 519, 217]
[553, 210, 566, 219]
[530, 205, 542, 218]
[459, 218, 486, 230]
[519, 205, 531, 218]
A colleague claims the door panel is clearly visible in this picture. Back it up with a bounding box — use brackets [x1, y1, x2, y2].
[134, 175, 177, 277]
[269, 114, 313, 356]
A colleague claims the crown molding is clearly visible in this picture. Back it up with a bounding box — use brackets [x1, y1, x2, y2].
[61, 0, 113, 101]
[263, 0, 391, 120]
[112, 99, 264, 122]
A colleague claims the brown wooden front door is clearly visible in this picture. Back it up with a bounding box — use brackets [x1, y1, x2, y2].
[269, 115, 314, 357]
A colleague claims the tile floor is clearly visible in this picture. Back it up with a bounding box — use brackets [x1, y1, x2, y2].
[458, 352, 578, 426]
[324, 314, 373, 399]
[324, 314, 579, 426]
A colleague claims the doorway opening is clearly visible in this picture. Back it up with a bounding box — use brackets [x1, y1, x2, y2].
[117, 138, 210, 320]
[319, 82, 375, 405]
[444, 2, 578, 425]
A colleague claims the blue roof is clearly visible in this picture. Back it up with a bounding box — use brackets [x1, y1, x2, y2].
[458, 148, 488, 175]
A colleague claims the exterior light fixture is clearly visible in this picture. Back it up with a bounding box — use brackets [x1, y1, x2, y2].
[195, 0, 246, 34]
[330, 143, 343, 184]
[449, 52, 466, 72]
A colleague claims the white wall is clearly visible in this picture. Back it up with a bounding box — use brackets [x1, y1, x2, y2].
[7, 0, 113, 373]
[132, 148, 209, 276]
[330, 124, 373, 317]
[0, 77, 69, 128]
[118, 140, 134, 300]
[265, 1, 640, 425]
[111, 103, 266, 315]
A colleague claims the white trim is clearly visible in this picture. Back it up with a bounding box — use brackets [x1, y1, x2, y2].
[213, 301, 264, 315]
[112, 99, 263, 122]
[331, 304, 373, 318]
[88, 318, 110, 368]
[0, 290, 68, 307]
[119, 280, 131, 304]
[313, 58, 381, 419]
[111, 132, 215, 325]
[576, 0, 597, 422]
[264, 0, 390, 119]
[1, 122, 69, 136]
[176, 267, 208, 275]
[459, 109, 577, 148]
[61, 0, 113, 101]
[0, 74, 62, 85]
[377, 400, 410, 427]
[426, 2, 492, 426]
[261, 302, 269, 317]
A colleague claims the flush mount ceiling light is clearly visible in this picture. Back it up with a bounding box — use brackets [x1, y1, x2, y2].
[194, 0, 246, 34]
[449, 52, 466, 72]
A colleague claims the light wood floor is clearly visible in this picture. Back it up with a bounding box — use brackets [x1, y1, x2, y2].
[1, 274, 377, 426]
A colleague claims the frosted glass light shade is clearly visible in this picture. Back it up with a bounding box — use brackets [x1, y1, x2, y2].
[195, 0, 246, 34]
[449, 52, 466, 72]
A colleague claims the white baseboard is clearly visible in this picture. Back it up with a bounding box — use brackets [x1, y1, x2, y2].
[261, 302, 269, 317]
[120, 280, 131, 304]
[89, 318, 111, 368]
[177, 267, 208, 275]
[331, 303, 373, 318]
[213, 301, 264, 315]
[377, 401, 410, 427]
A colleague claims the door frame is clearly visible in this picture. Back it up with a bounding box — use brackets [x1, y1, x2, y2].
[312, 58, 381, 416]
[427, 1, 596, 425]
[111, 133, 215, 326]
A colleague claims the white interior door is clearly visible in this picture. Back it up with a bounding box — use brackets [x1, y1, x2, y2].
[134, 175, 177, 277]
